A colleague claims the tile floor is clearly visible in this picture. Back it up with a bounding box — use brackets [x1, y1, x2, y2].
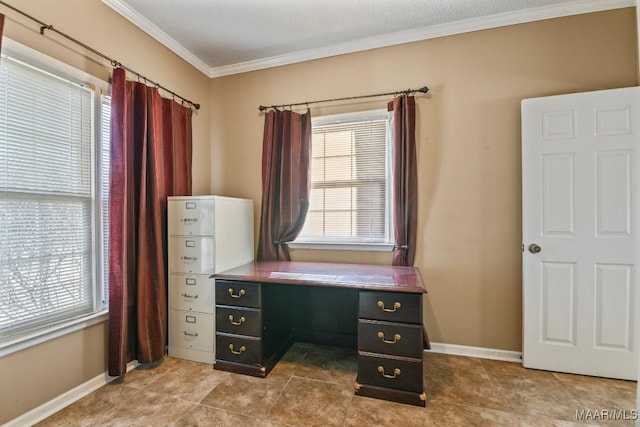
[37, 343, 636, 427]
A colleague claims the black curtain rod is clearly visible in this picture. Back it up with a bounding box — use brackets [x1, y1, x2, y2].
[0, 1, 200, 110]
[258, 86, 429, 112]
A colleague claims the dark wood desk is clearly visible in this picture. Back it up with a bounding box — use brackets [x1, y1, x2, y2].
[212, 261, 427, 406]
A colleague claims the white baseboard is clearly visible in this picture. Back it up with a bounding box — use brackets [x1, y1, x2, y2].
[5, 361, 139, 427]
[427, 342, 523, 363]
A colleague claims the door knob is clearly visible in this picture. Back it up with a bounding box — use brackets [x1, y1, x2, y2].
[528, 243, 541, 254]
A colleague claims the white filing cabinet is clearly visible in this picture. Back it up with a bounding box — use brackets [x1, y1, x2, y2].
[167, 195, 254, 364]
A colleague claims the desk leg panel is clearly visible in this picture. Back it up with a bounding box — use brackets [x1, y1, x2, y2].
[214, 360, 267, 378]
[354, 382, 427, 407]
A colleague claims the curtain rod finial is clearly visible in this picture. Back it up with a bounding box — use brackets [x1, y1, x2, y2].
[418, 86, 429, 94]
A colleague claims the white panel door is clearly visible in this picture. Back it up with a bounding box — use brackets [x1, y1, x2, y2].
[522, 87, 640, 380]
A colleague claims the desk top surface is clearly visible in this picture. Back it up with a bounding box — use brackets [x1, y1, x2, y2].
[213, 261, 426, 294]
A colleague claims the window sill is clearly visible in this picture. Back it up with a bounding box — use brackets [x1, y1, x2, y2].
[287, 241, 394, 252]
[0, 310, 109, 357]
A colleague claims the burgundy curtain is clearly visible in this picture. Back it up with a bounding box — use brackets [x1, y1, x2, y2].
[0, 14, 5, 53]
[108, 67, 192, 376]
[388, 95, 417, 266]
[257, 109, 311, 261]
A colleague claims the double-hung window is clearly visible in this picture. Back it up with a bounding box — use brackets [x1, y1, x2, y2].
[293, 109, 393, 250]
[0, 40, 110, 354]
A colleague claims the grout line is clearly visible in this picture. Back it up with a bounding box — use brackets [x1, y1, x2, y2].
[265, 374, 294, 415]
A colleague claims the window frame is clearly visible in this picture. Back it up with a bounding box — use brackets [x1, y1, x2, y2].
[0, 38, 110, 357]
[290, 109, 394, 252]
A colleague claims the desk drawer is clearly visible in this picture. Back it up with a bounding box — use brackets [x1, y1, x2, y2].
[359, 291, 422, 323]
[357, 353, 423, 393]
[216, 334, 262, 365]
[216, 306, 262, 337]
[358, 319, 423, 359]
[169, 310, 214, 352]
[216, 280, 261, 308]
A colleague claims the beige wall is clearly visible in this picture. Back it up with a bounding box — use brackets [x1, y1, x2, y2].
[0, 0, 211, 423]
[211, 8, 638, 352]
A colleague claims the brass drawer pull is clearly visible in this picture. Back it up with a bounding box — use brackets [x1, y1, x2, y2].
[377, 331, 401, 344]
[377, 366, 401, 379]
[377, 300, 401, 313]
[181, 293, 198, 299]
[183, 331, 198, 337]
[228, 315, 246, 326]
[228, 288, 246, 298]
[229, 344, 246, 355]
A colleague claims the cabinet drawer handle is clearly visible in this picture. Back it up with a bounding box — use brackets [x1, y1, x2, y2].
[181, 218, 199, 223]
[377, 366, 401, 379]
[229, 344, 246, 355]
[183, 331, 199, 337]
[377, 331, 401, 344]
[182, 256, 198, 261]
[228, 288, 246, 298]
[181, 293, 199, 299]
[228, 315, 246, 326]
[377, 300, 401, 313]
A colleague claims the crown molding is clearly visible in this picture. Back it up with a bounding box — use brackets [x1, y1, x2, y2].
[103, 0, 635, 79]
[101, 0, 211, 76]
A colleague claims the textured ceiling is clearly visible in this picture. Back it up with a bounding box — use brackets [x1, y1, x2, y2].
[102, 0, 634, 77]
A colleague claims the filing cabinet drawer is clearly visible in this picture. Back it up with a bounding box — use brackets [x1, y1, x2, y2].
[359, 291, 422, 324]
[358, 319, 423, 359]
[168, 237, 215, 273]
[216, 280, 261, 308]
[216, 306, 262, 337]
[357, 352, 423, 393]
[169, 310, 214, 352]
[216, 334, 262, 365]
[169, 274, 214, 313]
[168, 198, 215, 236]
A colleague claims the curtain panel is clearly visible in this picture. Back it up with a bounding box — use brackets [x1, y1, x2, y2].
[388, 95, 418, 266]
[0, 14, 4, 53]
[257, 109, 312, 261]
[108, 67, 192, 376]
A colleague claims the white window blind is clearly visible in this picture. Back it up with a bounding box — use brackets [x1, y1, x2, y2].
[0, 54, 99, 338]
[298, 110, 391, 243]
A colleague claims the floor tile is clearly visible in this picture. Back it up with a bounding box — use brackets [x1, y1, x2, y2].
[343, 394, 429, 427]
[271, 342, 357, 386]
[266, 376, 354, 426]
[174, 404, 263, 427]
[144, 361, 230, 403]
[36, 382, 194, 426]
[199, 372, 290, 418]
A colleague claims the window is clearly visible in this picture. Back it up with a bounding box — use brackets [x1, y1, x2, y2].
[294, 109, 393, 250]
[0, 41, 110, 353]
